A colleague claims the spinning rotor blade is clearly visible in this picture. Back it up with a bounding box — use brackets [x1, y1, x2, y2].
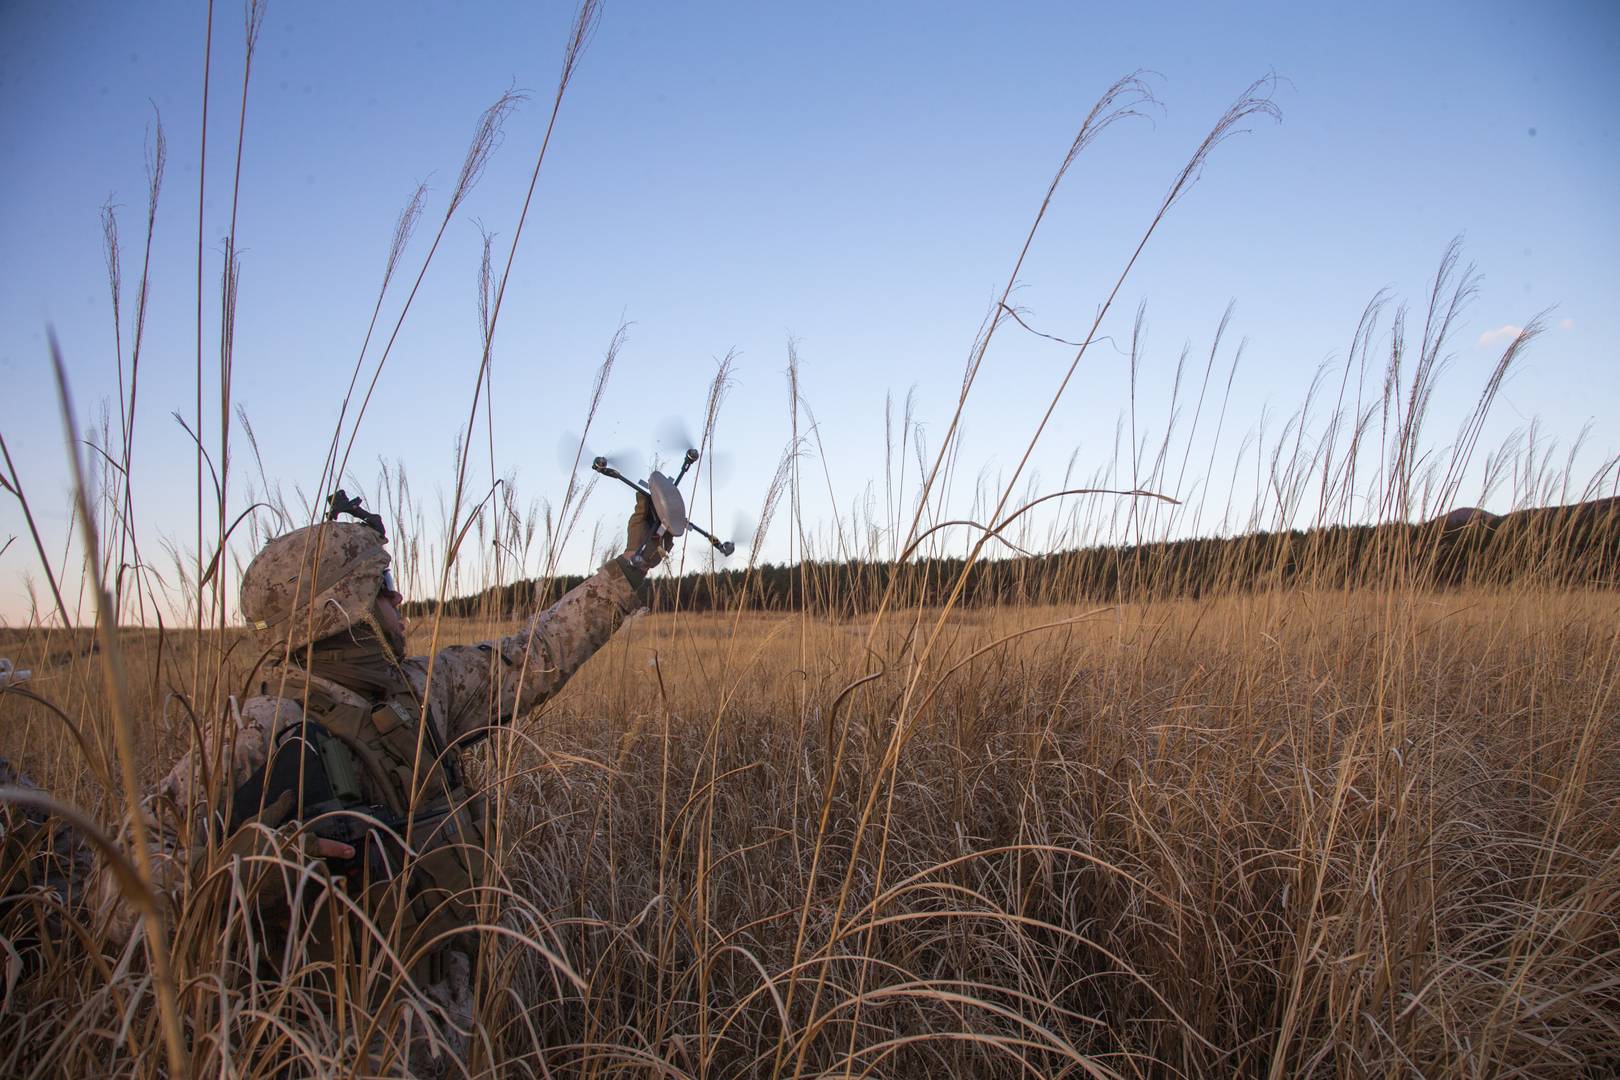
[654, 417, 734, 484]
[557, 430, 636, 475]
[684, 511, 754, 560]
[730, 512, 759, 556]
[656, 417, 697, 454]
[695, 449, 736, 486]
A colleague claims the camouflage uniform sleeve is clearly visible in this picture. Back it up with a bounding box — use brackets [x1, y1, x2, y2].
[94, 695, 300, 945]
[142, 695, 294, 892]
[153, 695, 296, 827]
[429, 558, 645, 745]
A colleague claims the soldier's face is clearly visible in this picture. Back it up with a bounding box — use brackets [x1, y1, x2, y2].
[375, 589, 408, 657]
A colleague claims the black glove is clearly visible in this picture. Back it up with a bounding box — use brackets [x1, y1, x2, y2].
[625, 491, 673, 569]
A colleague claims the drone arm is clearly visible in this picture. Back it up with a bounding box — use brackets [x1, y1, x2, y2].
[591, 457, 650, 495]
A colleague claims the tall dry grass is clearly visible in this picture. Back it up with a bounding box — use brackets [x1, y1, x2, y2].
[2, 7, 1618, 1075]
[4, 578, 1616, 1075]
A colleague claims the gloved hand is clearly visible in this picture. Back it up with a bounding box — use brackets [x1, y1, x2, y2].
[624, 491, 673, 569]
[214, 790, 357, 864]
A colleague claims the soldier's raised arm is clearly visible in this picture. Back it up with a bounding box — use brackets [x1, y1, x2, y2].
[424, 492, 670, 744]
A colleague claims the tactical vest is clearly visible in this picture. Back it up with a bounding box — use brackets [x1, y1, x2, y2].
[231, 679, 487, 983]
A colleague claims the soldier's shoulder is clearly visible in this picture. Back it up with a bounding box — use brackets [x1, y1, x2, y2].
[239, 692, 305, 732]
[400, 654, 432, 687]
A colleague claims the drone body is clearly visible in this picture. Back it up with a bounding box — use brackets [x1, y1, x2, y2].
[592, 449, 737, 559]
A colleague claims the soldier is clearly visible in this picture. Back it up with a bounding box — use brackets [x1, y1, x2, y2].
[132, 489, 671, 1074]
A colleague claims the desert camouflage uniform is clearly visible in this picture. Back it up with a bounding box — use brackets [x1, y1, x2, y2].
[139, 525, 650, 1076]
[154, 557, 645, 818]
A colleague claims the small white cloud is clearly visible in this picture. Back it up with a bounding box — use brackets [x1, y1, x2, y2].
[1558, 317, 1574, 331]
[1477, 324, 1523, 348]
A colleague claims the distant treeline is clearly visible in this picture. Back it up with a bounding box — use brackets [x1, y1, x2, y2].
[409, 497, 1620, 620]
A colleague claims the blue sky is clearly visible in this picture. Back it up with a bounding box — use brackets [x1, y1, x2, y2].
[1, 1, 1616, 624]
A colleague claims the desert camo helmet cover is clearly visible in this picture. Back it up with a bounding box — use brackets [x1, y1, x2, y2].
[240, 522, 390, 651]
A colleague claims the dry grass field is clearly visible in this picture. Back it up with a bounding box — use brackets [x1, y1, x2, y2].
[3, 582, 1617, 1076]
[2, 13, 1616, 1073]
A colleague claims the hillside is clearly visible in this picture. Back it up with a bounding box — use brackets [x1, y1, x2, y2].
[412, 495, 1620, 619]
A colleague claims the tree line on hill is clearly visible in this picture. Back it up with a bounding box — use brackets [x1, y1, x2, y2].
[407, 496, 1620, 620]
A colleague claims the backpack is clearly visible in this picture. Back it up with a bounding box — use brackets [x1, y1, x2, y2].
[228, 684, 487, 982]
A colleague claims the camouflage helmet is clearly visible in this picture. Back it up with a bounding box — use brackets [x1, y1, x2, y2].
[240, 522, 391, 651]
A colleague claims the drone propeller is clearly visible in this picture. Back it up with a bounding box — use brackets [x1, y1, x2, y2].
[654, 417, 734, 484]
[675, 511, 753, 566]
[729, 511, 760, 557]
[557, 430, 636, 476]
[656, 417, 697, 454]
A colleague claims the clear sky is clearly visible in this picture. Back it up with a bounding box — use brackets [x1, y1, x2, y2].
[2, 1, 1616, 625]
